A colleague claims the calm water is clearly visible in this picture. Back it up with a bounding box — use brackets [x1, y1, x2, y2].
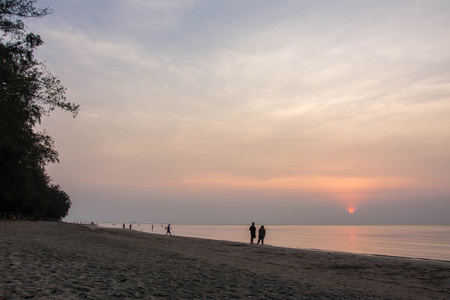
[98, 223, 450, 261]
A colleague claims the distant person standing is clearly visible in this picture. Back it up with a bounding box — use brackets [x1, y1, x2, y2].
[123, 223, 125, 229]
[129, 224, 132, 230]
[257, 225, 266, 245]
[166, 224, 171, 235]
[249, 222, 256, 244]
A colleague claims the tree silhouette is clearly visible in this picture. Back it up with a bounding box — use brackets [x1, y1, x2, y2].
[1, 0, 78, 219]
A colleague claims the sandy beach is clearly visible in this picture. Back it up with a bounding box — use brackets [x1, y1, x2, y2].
[1, 221, 449, 299]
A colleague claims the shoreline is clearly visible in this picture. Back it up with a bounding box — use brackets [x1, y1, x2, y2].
[98, 222, 450, 262]
[1, 220, 450, 299]
[106, 225, 450, 264]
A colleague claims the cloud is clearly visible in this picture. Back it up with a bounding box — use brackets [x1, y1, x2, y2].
[33, 0, 450, 223]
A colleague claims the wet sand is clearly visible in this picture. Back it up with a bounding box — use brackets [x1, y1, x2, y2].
[1, 220, 449, 299]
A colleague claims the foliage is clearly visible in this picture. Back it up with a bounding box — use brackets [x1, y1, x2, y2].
[0, 0, 78, 219]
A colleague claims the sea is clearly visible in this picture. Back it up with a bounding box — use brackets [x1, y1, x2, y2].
[97, 223, 450, 262]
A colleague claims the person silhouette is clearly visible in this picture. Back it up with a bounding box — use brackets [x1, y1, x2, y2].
[257, 225, 266, 245]
[249, 222, 256, 244]
[166, 224, 171, 235]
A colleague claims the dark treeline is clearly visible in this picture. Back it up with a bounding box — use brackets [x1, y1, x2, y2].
[0, 0, 79, 220]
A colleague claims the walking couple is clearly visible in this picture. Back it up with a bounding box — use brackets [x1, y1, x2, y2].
[249, 222, 266, 245]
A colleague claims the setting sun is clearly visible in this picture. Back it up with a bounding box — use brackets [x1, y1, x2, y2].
[348, 208, 355, 214]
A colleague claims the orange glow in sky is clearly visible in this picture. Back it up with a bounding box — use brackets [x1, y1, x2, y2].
[34, 1, 450, 225]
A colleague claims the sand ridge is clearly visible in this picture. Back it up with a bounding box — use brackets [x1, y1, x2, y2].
[1, 221, 449, 299]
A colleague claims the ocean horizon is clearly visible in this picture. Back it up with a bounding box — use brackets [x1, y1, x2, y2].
[97, 223, 450, 262]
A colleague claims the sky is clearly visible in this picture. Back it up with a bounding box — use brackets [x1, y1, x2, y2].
[31, 0, 450, 224]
